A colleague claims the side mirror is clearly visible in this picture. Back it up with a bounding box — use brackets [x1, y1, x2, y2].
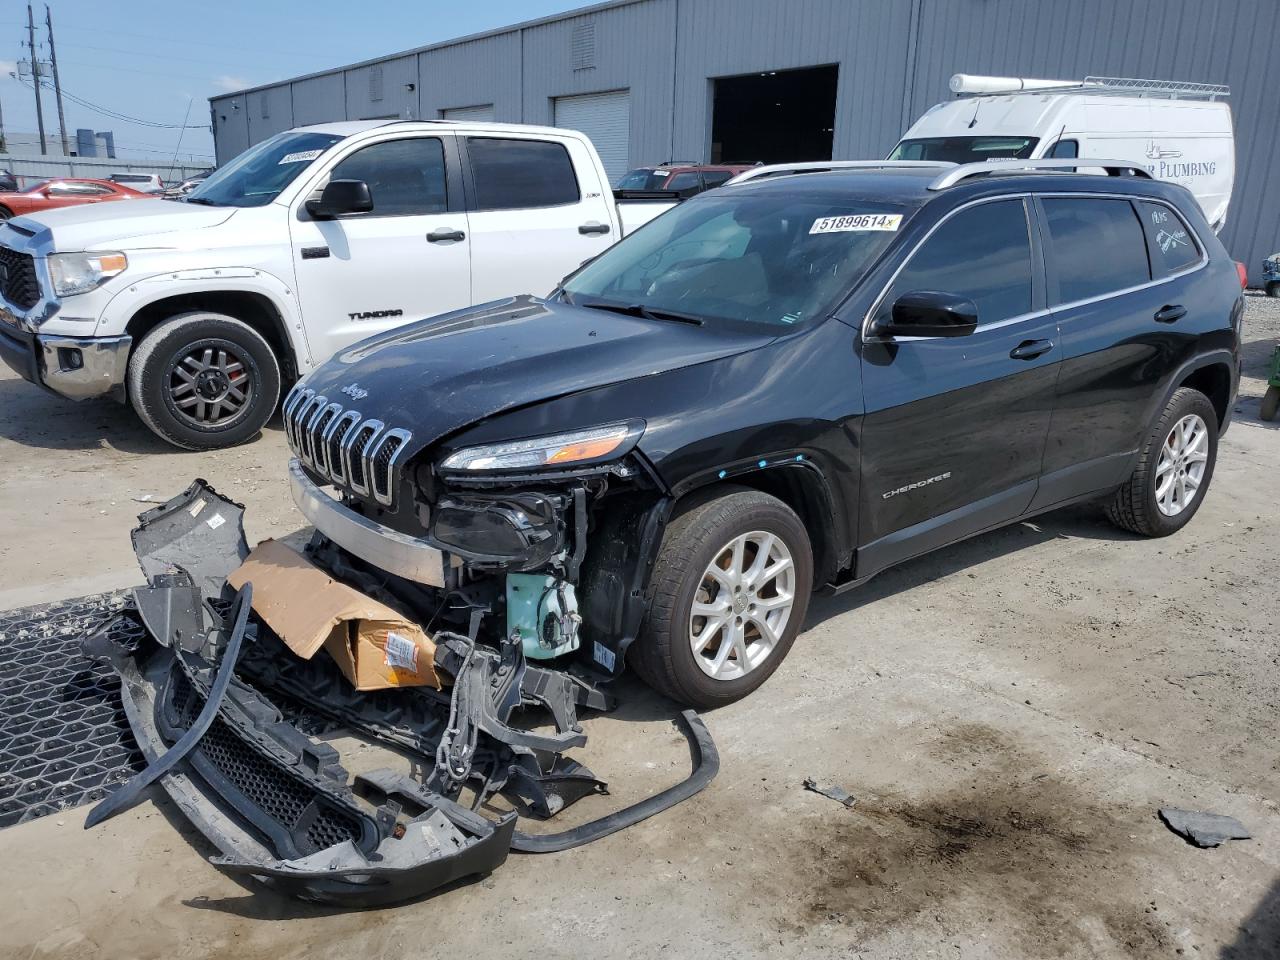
[874, 290, 978, 338]
[305, 179, 373, 219]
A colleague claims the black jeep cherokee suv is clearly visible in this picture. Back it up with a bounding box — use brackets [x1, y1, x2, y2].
[283, 160, 1243, 709]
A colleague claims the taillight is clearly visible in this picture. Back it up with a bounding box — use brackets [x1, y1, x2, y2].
[1235, 261, 1248, 289]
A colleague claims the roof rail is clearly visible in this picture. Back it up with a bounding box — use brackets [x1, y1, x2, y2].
[929, 158, 1154, 191]
[952, 74, 1230, 101]
[726, 160, 951, 185]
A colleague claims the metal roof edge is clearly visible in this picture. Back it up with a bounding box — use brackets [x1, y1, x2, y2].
[208, 0, 650, 104]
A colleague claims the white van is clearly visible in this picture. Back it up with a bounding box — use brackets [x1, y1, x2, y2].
[890, 75, 1234, 231]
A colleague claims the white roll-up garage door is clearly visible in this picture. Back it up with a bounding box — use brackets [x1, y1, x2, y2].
[442, 104, 495, 122]
[553, 90, 631, 185]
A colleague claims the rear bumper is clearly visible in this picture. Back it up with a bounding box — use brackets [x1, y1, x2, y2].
[0, 322, 130, 402]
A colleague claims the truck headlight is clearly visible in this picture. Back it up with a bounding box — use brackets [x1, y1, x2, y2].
[440, 421, 644, 472]
[47, 251, 128, 297]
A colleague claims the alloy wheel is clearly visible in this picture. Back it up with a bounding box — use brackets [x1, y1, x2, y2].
[168, 343, 253, 427]
[689, 530, 797, 681]
[1155, 413, 1209, 517]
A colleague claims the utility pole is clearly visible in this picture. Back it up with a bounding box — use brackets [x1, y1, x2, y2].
[26, 4, 47, 155]
[45, 5, 69, 156]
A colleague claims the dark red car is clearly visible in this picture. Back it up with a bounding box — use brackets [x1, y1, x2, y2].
[614, 163, 758, 195]
[0, 178, 149, 220]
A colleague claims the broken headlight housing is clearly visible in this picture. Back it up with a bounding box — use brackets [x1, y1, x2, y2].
[440, 421, 644, 472]
[47, 251, 128, 297]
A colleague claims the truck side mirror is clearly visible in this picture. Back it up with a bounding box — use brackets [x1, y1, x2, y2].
[873, 291, 978, 338]
[306, 179, 373, 219]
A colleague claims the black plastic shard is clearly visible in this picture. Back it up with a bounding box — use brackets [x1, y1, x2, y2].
[130, 479, 249, 598]
[84, 584, 252, 828]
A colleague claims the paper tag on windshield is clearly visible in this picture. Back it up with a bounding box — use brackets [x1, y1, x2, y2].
[278, 149, 323, 165]
[810, 213, 902, 234]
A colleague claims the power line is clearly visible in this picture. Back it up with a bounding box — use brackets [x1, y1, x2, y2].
[14, 75, 207, 129]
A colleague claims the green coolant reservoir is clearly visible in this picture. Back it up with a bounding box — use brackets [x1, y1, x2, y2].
[506, 573, 582, 660]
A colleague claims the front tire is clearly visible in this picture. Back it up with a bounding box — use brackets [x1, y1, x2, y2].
[1265, 281, 1280, 298]
[630, 488, 813, 708]
[0, 206, 12, 221]
[127, 312, 281, 450]
[1105, 387, 1218, 537]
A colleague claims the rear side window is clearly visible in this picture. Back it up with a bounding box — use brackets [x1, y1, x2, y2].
[665, 172, 703, 191]
[467, 138, 580, 210]
[1136, 201, 1201, 275]
[1042, 198, 1150, 304]
[328, 137, 447, 216]
[882, 199, 1033, 326]
[702, 171, 734, 188]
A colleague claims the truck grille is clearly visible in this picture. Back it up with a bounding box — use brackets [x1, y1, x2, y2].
[282, 385, 412, 508]
[0, 246, 40, 310]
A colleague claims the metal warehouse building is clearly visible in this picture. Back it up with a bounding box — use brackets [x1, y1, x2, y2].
[210, 0, 1280, 280]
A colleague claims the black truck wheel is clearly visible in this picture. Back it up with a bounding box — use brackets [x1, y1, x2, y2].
[631, 487, 813, 708]
[1105, 387, 1218, 537]
[127, 311, 281, 450]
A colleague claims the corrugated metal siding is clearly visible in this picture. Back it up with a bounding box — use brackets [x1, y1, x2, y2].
[420, 32, 523, 122]
[441, 104, 497, 122]
[247, 84, 294, 146]
[208, 0, 1280, 277]
[521, 0, 675, 165]
[346, 55, 418, 120]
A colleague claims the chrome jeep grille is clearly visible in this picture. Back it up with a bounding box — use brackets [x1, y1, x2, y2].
[282, 385, 412, 507]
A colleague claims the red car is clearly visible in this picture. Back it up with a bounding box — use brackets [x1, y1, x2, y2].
[0, 178, 149, 220]
[614, 163, 758, 195]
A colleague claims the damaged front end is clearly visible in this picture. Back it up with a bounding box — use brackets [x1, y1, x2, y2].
[85, 480, 717, 907]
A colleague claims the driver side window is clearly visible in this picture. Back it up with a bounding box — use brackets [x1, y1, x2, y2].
[327, 137, 448, 216]
[880, 199, 1033, 327]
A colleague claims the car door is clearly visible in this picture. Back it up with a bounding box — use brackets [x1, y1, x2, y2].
[290, 134, 471, 364]
[1031, 194, 1201, 508]
[462, 135, 617, 302]
[857, 197, 1060, 575]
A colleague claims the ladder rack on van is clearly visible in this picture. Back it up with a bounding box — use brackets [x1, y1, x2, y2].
[726, 160, 952, 185]
[929, 158, 1154, 191]
[954, 75, 1230, 101]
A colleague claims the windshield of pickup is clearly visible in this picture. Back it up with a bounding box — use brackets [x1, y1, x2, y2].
[186, 131, 344, 208]
[889, 136, 1038, 163]
[562, 191, 910, 329]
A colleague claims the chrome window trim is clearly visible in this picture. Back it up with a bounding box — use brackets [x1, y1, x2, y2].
[860, 192, 1209, 343]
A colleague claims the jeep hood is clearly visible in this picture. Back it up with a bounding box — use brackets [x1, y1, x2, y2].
[297, 296, 776, 455]
[12, 199, 236, 252]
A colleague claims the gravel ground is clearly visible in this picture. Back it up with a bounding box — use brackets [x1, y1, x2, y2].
[0, 294, 1277, 960]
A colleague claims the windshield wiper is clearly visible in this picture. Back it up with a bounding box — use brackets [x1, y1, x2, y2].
[576, 300, 704, 326]
[183, 197, 220, 206]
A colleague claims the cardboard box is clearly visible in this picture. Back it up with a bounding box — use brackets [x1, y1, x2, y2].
[227, 539, 443, 691]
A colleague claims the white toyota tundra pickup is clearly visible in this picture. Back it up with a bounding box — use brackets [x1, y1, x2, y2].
[0, 119, 669, 449]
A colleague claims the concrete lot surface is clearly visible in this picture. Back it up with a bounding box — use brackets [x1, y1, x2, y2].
[1, 296, 1277, 959]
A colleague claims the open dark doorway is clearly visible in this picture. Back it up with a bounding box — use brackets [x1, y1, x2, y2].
[710, 64, 838, 164]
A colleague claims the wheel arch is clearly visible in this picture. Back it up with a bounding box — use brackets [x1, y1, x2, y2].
[1177, 360, 1233, 428]
[123, 290, 299, 385]
[671, 461, 846, 588]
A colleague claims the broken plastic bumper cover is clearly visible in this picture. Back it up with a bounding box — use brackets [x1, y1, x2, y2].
[81, 479, 719, 906]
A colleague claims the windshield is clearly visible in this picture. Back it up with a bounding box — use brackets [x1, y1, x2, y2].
[889, 136, 1038, 163]
[562, 191, 909, 329]
[615, 168, 667, 191]
[186, 131, 344, 208]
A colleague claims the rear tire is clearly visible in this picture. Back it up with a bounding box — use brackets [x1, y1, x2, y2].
[0, 206, 12, 221]
[630, 488, 813, 708]
[1265, 281, 1280, 298]
[1105, 387, 1218, 537]
[127, 311, 281, 450]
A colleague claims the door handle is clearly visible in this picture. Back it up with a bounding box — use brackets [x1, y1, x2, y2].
[1154, 304, 1187, 324]
[1009, 338, 1054, 361]
[427, 228, 465, 243]
[578, 222, 611, 235]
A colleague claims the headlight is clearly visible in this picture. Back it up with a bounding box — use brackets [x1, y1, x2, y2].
[440, 421, 644, 472]
[47, 251, 128, 297]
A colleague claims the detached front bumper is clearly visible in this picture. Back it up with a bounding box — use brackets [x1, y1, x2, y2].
[0, 318, 131, 401]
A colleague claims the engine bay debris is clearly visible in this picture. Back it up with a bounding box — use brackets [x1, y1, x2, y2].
[81, 479, 718, 906]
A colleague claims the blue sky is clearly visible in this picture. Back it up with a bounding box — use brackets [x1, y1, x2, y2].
[1, 0, 586, 164]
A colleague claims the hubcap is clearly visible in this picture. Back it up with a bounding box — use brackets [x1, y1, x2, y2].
[1155, 413, 1209, 517]
[169, 345, 252, 427]
[689, 530, 796, 682]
